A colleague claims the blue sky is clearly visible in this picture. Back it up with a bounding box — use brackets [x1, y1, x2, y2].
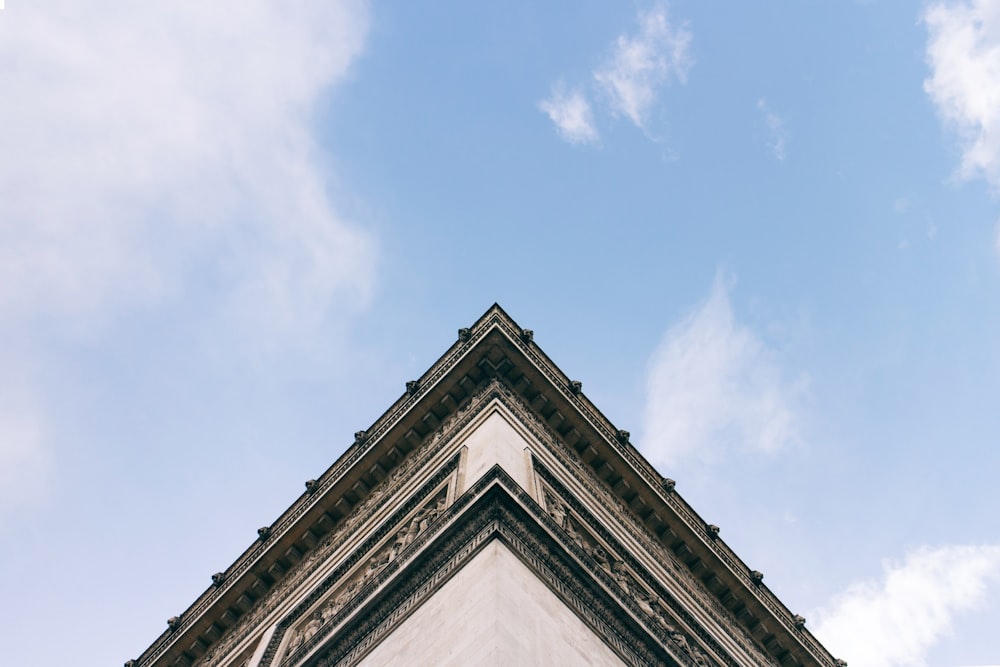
[1, 1, 999, 665]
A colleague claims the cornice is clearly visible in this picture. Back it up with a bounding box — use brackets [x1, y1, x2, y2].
[129, 305, 842, 667]
[131, 311, 506, 666]
[290, 466, 688, 667]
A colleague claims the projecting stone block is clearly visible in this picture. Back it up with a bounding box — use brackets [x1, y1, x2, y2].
[458, 408, 534, 499]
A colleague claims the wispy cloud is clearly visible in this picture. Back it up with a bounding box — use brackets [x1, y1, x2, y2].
[0, 0, 374, 513]
[538, 83, 600, 145]
[593, 5, 692, 130]
[539, 3, 692, 144]
[813, 545, 1000, 667]
[0, 373, 48, 513]
[641, 272, 806, 469]
[757, 99, 789, 161]
[924, 1, 1000, 189]
[0, 0, 375, 335]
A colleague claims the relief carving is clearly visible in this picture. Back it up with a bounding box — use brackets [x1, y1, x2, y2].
[192, 385, 483, 667]
[305, 476, 667, 667]
[544, 484, 717, 666]
[522, 390, 780, 666]
[545, 493, 568, 529]
[282, 490, 450, 663]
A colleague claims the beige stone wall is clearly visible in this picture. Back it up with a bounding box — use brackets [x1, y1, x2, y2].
[355, 540, 627, 667]
[457, 408, 535, 498]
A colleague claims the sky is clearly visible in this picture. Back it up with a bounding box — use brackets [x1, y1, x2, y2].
[1, 1, 999, 666]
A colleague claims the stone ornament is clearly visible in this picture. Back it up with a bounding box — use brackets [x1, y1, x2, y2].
[283, 490, 451, 661]
[543, 486, 715, 666]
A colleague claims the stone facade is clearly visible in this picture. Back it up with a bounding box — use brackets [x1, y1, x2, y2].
[127, 305, 846, 667]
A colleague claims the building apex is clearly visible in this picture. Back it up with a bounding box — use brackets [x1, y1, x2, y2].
[129, 304, 842, 667]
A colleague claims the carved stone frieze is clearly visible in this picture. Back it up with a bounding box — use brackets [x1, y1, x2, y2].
[537, 464, 779, 667]
[541, 485, 718, 666]
[486, 312, 833, 662]
[280, 489, 450, 664]
[132, 307, 842, 667]
[194, 457, 459, 667]
[166, 322, 506, 665]
[292, 469, 690, 667]
[476, 380, 764, 664]
[189, 380, 511, 667]
[486, 380, 689, 568]
[481, 376, 779, 665]
[253, 463, 461, 667]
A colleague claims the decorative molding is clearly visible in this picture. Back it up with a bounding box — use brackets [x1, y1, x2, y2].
[477, 377, 778, 665]
[280, 488, 450, 664]
[535, 462, 777, 667]
[254, 459, 461, 667]
[141, 312, 506, 664]
[539, 486, 715, 666]
[188, 379, 519, 667]
[194, 456, 459, 667]
[483, 308, 829, 659]
[200, 373, 805, 667]
[133, 308, 839, 667]
[293, 469, 692, 667]
[137, 310, 606, 665]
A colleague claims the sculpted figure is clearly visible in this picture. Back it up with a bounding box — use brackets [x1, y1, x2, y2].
[412, 510, 430, 535]
[633, 586, 657, 616]
[413, 495, 447, 534]
[332, 579, 360, 613]
[610, 559, 632, 594]
[669, 630, 693, 655]
[645, 597, 679, 635]
[589, 544, 614, 577]
[363, 551, 390, 584]
[302, 611, 322, 641]
[388, 528, 408, 560]
[320, 600, 337, 624]
[398, 494, 446, 545]
[692, 648, 712, 666]
[400, 516, 421, 545]
[563, 518, 586, 549]
[398, 523, 417, 550]
[546, 496, 568, 529]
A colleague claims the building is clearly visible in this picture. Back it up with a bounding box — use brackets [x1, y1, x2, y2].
[128, 305, 845, 667]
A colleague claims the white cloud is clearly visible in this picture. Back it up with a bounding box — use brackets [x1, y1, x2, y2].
[593, 5, 692, 130]
[0, 0, 374, 512]
[0, 379, 48, 514]
[641, 273, 805, 468]
[757, 98, 789, 161]
[540, 3, 692, 144]
[0, 0, 375, 334]
[538, 83, 600, 145]
[813, 545, 1000, 667]
[924, 1, 1000, 189]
